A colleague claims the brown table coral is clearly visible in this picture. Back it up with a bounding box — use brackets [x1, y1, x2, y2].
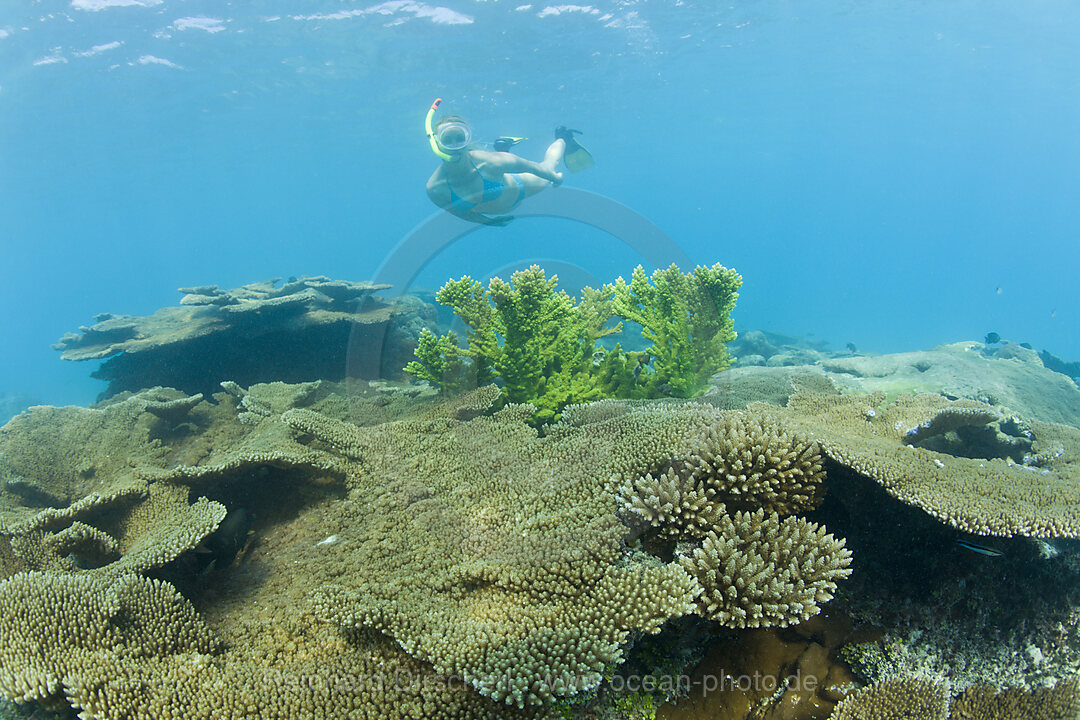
[0, 382, 853, 719]
[759, 390, 1080, 538]
[52, 276, 430, 399]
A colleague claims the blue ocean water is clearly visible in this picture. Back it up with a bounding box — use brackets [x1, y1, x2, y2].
[1, 0, 1078, 409]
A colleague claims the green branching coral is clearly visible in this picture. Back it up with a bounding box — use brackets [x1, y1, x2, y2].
[405, 266, 627, 423]
[487, 267, 576, 406]
[434, 276, 500, 387]
[612, 262, 741, 398]
[403, 328, 466, 393]
[404, 262, 741, 421]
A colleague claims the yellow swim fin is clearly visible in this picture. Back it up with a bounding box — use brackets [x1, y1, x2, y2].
[493, 136, 527, 152]
[556, 126, 594, 172]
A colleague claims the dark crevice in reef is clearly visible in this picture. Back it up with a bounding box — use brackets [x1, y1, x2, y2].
[92, 322, 399, 401]
[812, 461, 1080, 643]
[149, 466, 346, 602]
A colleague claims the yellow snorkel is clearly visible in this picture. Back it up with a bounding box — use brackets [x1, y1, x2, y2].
[426, 98, 453, 161]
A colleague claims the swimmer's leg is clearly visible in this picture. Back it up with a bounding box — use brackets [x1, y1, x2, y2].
[539, 139, 566, 174]
[509, 141, 567, 205]
[514, 172, 557, 200]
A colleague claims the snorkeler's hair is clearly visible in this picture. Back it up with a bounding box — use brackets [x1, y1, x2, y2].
[435, 115, 468, 130]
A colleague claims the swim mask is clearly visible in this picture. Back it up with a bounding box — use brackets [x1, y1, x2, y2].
[435, 121, 471, 152]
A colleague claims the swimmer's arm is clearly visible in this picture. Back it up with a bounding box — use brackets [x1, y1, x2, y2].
[476, 151, 562, 184]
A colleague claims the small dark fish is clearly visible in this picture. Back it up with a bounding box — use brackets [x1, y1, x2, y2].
[632, 354, 651, 382]
[956, 539, 1004, 557]
[984, 331, 1002, 345]
[205, 507, 255, 568]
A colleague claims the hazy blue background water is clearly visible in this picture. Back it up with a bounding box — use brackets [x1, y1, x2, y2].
[2, 0, 1078, 410]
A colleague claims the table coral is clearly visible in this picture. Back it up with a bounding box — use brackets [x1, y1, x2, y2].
[828, 674, 1080, 720]
[0, 383, 855, 718]
[290, 395, 851, 707]
[52, 276, 425, 398]
[758, 390, 1080, 538]
[950, 677, 1080, 719]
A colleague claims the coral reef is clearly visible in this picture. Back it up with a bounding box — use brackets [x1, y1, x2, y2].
[297, 397, 849, 708]
[641, 382, 1080, 719]
[53, 276, 432, 398]
[3, 353, 1080, 719]
[817, 341, 1080, 427]
[813, 457, 1080, 703]
[0, 381, 855, 718]
[714, 338, 1080, 428]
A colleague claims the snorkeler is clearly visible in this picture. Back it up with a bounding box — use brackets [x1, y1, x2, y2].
[424, 99, 593, 227]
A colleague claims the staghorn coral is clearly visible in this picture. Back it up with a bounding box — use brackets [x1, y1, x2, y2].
[677, 410, 825, 515]
[404, 328, 467, 392]
[678, 509, 852, 629]
[406, 262, 741, 422]
[760, 390, 1080, 538]
[406, 266, 626, 422]
[828, 675, 949, 720]
[619, 467, 725, 539]
[611, 262, 741, 398]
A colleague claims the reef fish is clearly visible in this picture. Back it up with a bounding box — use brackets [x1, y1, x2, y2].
[956, 539, 1004, 557]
